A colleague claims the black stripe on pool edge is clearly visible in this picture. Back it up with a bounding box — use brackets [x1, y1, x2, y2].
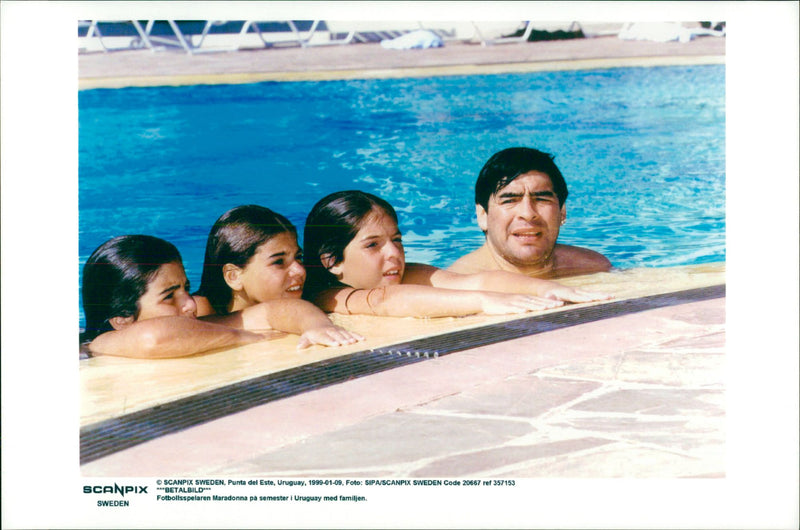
[80, 284, 725, 464]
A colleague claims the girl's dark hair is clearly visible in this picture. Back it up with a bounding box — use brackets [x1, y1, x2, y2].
[81, 235, 182, 341]
[303, 190, 398, 297]
[475, 147, 569, 210]
[196, 205, 297, 314]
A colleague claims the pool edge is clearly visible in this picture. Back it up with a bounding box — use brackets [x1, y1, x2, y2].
[78, 54, 725, 90]
[80, 283, 725, 465]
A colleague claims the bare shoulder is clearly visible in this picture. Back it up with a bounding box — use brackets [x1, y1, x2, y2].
[85, 330, 115, 356]
[447, 248, 488, 274]
[554, 244, 612, 274]
[403, 263, 441, 285]
[308, 286, 350, 314]
[193, 295, 216, 317]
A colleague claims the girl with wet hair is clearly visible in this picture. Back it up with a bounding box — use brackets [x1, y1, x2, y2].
[303, 190, 610, 318]
[81, 234, 361, 358]
[81, 235, 266, 358]
[194, 205, 363, 347]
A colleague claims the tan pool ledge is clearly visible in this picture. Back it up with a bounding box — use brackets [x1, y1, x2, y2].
[79, 35, 725, 89]
[81, 264, 726, 478]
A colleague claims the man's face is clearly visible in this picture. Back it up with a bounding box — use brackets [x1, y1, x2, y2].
[477, 171, 566, 268]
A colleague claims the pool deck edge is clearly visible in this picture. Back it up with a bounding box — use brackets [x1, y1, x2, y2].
[79, 284, 724, 465]
[81, 286, 726, 478]
[78, 53, 725, 89]
[78, 35, 725, 89]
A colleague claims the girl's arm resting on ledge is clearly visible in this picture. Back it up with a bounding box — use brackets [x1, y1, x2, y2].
[408, 264, 612, 303]
[203, 299, 364, 349]
[87, 316, 266, 359]
[315, 284, 563, 318]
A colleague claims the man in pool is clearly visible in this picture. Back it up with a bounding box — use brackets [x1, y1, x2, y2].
[448, 147, 612, 279]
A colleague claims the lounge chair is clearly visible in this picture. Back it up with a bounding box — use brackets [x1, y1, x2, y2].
[472, 21, 584, 45]
[78, 20, 154, 53]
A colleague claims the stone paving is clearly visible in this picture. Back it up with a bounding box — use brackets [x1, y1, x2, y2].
[81, 296, 726, 479]
[215, 299, 726, 479]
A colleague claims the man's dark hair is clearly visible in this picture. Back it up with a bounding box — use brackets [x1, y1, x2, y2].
[475, 147, 568, 210]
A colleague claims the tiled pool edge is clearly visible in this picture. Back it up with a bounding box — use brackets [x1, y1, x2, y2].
[80, 284, 725, 465]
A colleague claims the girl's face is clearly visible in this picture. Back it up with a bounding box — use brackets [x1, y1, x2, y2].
[237, 231, 306, 303]
[137, 261, 197, 321]
[330, 208, 405, 289]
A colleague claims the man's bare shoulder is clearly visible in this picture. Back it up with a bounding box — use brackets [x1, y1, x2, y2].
[554, 244, 612, 274]
[447, 247, 489, 274]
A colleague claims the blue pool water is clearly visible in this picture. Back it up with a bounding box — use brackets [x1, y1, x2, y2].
[79, 64, 725, 324]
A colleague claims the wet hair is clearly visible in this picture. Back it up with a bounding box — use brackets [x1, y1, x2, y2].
[81, 235, 183, 341]
[303, 190, 398, 296]
[475, 147, 569, 211]
[196, 204, 297, 314]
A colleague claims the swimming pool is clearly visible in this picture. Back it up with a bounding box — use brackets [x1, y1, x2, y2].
[79, 64, 725, 324]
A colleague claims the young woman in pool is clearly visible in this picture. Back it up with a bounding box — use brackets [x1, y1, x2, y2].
[193, 204, 364, 345]
[303, 190, 611, 317]
[82, 234, 360, 359]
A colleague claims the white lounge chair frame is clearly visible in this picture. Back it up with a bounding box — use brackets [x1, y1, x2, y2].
[79, 20, 314, 55]
[472, 21, 583, 46]
[80, 20, 597, 55]
[194, 21, 324, 52]
[79, 20, 155, 52]
[143, 20, 194, 53]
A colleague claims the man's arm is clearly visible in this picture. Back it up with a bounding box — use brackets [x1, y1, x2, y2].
[407, 264, 612, 304]
[551, 244, 612, 277]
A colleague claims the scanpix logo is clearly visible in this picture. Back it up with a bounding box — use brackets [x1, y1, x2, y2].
[83, 484, 148, 497]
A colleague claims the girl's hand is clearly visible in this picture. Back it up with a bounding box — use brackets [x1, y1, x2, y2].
[296, 325, 366, 350]
[479, 292, 564, 315]
[542, 285, 614, 304]
[247, 329, 289, 342]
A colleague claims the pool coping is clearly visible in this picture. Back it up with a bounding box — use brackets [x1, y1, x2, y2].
[78, 54, 725, 89]
[80, 283, 724, 465]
